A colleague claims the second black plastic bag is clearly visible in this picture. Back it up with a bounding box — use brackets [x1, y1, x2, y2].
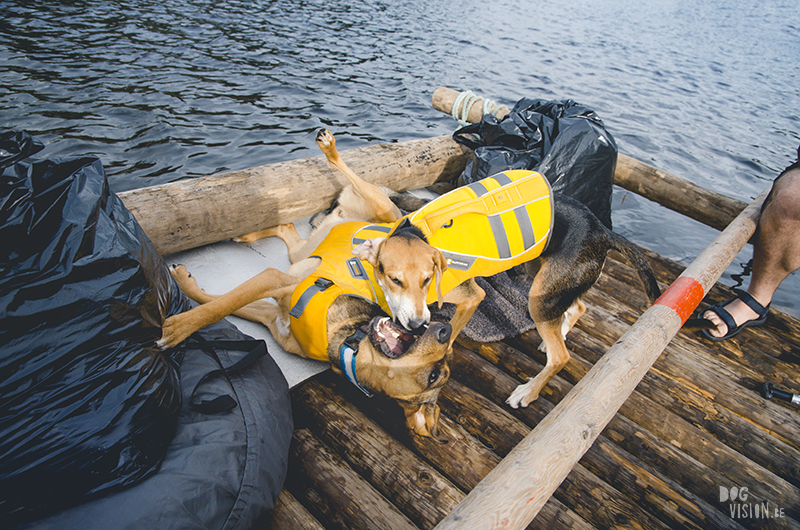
[453, 98, 617, 228]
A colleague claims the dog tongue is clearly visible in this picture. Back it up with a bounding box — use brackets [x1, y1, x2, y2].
[377, 318, 415, 357]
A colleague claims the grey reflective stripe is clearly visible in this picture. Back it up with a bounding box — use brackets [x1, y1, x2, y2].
[514, 205, 536, 249]
[289, 279, 333, 318]
[352, 224, 392, 245]
[468, 180, 488, 196]
[488, 215, 511, 259]
[491, 172, 512, 186]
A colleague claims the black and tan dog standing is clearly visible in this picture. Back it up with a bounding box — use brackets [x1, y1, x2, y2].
[158, 128, 661, 440]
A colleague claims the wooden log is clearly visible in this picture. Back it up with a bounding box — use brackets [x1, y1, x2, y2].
[117, 85, 752, 257]
[613, 246, 800, 361]
[431, 86, 510, 123]
[453, 339, 794, 529]
[118, 135, 470, 255]
[431, 86, 749, 232]
[433, 187, 768, 529]
[262, 490, 325, 530]
[614, 154, 747, 232]
[292, 378, 464, 530]
[580, 275, 800, 462]
[457, 335, 798, 528]
[575, 310, 800, 496]
[441, 374, 684, 530]
[594, 261, 800, 435]
[285, 428, 420, 530]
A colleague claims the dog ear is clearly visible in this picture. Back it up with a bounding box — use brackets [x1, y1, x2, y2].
[399, 401, 447, 443]
[352, 238, 383, 266]
[433, 249, 448, 308]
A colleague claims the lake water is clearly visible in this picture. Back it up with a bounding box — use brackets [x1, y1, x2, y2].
[2, 0, 798, 316]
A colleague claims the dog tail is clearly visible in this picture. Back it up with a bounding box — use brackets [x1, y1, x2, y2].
[608, 232, 662, 303]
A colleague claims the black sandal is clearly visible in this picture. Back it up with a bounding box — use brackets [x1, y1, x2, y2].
[700, 288, 769, 342]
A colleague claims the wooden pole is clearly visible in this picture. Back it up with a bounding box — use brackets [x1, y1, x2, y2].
[433, 186, 769, 530]
[431, 86, 748, 231]
[118, 135, 469, 255]
[614, 154, 746, 231]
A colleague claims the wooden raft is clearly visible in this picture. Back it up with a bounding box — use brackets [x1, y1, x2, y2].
[252, 89, 800, 529]
[260, 244, 800, 529]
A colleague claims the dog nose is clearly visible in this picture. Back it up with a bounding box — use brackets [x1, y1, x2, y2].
[407, 318, 428, 332]
[433, 323, 452, 344]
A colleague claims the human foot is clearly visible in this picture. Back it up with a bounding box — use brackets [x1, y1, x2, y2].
[701, 289, 769, 341]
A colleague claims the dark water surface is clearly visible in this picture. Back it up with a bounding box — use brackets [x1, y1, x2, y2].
[2, 0, 799, 316]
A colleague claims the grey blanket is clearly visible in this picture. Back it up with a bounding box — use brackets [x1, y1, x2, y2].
[431, 265, 536, 342]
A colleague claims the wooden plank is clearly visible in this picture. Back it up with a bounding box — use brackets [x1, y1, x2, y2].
[292, 378, 464, 530]
[117, 135, 469, 255]
[262, 490, 325, 530]
[284, 428, 420, 530]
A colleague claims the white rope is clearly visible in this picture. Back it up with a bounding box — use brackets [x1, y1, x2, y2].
[451, 90, 509, 126]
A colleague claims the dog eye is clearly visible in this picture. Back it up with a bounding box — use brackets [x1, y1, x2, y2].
[391, 277, 404, 287]
[428, 367, 440, 385]
[422, 277, 431, 287]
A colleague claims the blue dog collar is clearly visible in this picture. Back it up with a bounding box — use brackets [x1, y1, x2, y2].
[339, 328, 373, 397]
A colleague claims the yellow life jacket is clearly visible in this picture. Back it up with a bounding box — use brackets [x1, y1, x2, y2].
[289, 170, 553, 361]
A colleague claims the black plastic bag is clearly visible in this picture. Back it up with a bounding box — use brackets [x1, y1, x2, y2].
[16, 320, 294, 530]
[0, 131, 187, 526]
[454, 98, 618, 228]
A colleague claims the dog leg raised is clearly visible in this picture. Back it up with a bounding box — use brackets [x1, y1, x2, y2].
[316, 128, 402, 223]
[442, 279, 485, 349]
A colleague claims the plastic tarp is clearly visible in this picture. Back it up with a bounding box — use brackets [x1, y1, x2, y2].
[1, 131, 292, 529]
[453, 98, 618, 228]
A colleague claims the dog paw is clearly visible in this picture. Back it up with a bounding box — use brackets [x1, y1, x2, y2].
[232, 232, 259, 243]
[169, 264, 200, 292]
[506, 379, 537, 409]
[316, 128, 334, 148]
[157, 315, 186, 350]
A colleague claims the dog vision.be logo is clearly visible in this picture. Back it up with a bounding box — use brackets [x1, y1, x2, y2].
[719, 485, 785, 520]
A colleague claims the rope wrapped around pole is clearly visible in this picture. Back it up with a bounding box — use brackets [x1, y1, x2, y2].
[434, 185, 770, 529]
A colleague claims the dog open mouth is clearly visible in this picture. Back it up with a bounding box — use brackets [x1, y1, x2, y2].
[368, 317, 421, 359]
